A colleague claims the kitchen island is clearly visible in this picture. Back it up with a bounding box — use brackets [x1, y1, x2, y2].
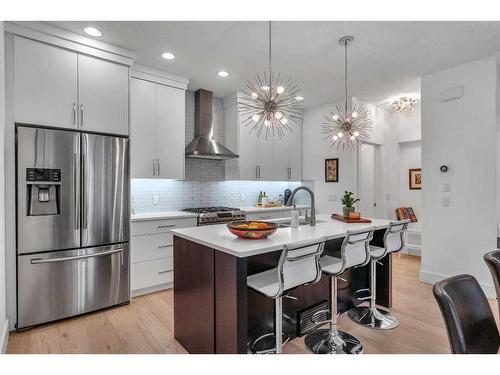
[171, 214, 392, 354]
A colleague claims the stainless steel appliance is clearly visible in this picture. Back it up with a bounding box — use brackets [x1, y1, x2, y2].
[16, 125, 130, 329]
[182, 207, 246, 226]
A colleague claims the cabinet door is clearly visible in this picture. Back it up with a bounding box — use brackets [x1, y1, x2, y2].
[272, 136, 290, 181]
[156, 84, 185, 180]
[238, 117, 259, 180]
[288, 123, 302, 181]
[130, 78, 157, 178]
[78, 54, 129, 135]
[14, 36, 78, 129]
[256, 137, 274, 180]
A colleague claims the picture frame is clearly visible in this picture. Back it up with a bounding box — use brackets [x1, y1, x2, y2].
[409, 168, 422, 190]
[325, 158, 339, 182]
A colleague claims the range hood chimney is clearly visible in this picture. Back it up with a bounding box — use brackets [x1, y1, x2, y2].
[185, 89, 239, 160]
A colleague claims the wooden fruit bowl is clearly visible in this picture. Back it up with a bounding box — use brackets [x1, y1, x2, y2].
[227, 221, 278, 239]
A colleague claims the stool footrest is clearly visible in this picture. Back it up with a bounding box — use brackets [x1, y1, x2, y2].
[251, 332, 290, 354]
[310, 309, 331, 324]
[353, 288, 372, 301]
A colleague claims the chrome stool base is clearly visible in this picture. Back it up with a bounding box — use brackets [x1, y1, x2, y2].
[304, 329, 363, 354]
[347, 306, 399, 330]
[251, 332, 290, 354]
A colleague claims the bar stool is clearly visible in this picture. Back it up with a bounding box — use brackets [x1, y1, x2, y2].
[304, 227, 375, 354]
[247, 237, 326, 354]
[347, 220, 410, 330]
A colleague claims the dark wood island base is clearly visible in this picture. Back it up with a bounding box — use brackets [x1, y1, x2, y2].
[173, 229, 392, 354]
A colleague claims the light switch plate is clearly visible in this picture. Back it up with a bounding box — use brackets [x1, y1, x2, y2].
[153, 195, 160, 205]
[442, 197, 450, 207]
[240, 193, 245, 201]
[443, 183, 451, 192]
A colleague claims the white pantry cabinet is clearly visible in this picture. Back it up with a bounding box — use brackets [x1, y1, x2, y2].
[130, 75, 186, 180]
[224, 93, 302, 181]
[13, 36, 129, 135]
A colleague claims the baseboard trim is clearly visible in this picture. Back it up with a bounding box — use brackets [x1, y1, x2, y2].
[420, 270, 496, 299]
[1, 318, 9, 354]
[131, 282, 173, 298]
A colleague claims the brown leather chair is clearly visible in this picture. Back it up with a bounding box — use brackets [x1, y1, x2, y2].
[484, 250, 500, 319]
[433, 274, 499, 354]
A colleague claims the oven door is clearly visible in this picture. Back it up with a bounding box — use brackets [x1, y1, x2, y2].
[17, 243, 130, 329]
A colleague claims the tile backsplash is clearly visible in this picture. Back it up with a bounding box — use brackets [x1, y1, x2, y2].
[131, 179, 308, 213]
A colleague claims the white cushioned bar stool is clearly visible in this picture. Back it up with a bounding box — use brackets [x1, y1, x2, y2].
[247, 237, 326, 354]
[304, 227, 375, 354]
[347, 220, 410, 330]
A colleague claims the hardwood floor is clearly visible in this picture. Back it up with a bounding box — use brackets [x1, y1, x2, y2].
[7, 254, 499, 354]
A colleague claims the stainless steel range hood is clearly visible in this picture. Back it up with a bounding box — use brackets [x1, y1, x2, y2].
[185, 89, 239, 160]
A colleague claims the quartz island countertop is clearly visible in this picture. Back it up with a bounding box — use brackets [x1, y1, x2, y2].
[171, 214, 391, 258]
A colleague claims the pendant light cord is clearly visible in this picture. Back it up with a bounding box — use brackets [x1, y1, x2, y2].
[344, 39, 348, 114]
[268, 21, 272, 96]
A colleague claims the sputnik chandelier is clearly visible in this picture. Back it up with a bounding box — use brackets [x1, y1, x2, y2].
[321, 36, 372, 150]
[238, 21, 303, 139]
[391, 96, 418, 112]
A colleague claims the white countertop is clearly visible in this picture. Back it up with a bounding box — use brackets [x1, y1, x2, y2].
[171, 214, 391, 258]
[131, 205, 310, 222]
[131, 211, 198, 222]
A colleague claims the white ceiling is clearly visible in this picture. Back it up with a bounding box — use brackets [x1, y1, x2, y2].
[45, 21, 500, 109]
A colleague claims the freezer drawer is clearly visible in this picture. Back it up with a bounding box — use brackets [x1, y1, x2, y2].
[17, 243, 130, 329]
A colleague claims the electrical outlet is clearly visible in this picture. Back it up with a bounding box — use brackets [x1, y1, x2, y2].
[386, 194, 391, 201]
[240, 193, 246, 201]
[328, 194, 337, 202]
[153, 195, 160, 205]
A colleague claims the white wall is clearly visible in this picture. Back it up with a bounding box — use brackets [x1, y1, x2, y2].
[302, 98, 399, 218]
[421, 57, 498, 297]
[0, 21, 9, 353]
[398, 140, 422, 219]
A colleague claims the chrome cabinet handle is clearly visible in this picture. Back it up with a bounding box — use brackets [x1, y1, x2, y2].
[80, 104, 84, 126]
[72, 103, 76, 126]
[255, 165, 258, 179]
[158, 270, 170, 275]
[158, 224, 176, 229]
[157, 159, 160, 176]
[259, 215, 271, 219]
[31, 247, 123, 264]
[82, 134, 89, 230]
[158, 245, 171, 248]
[152, 158, 156, 176]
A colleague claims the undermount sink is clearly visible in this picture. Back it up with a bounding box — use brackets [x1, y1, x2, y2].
[277, 218, 325, 228]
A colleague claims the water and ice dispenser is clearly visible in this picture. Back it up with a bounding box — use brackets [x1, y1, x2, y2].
[26, 168, 61, 216]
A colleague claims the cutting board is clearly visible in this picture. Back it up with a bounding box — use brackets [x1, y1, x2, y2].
[331, 214, 372, 223]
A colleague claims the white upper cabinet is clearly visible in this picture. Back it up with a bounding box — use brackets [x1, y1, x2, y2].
[156, 83, 185, 180]
[77, 54, 129, 135]
[130, 70, 187, 180]
[13, 36, 129, 135]
[224, 93, 302, 181]
[14, 36, 78, 129]
[130, 78, 156, 178]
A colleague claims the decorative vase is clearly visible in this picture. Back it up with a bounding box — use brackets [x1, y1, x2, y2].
[343, 206, 355, 218]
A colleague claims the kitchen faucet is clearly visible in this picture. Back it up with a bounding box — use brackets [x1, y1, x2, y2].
[285, 186, 316, 226]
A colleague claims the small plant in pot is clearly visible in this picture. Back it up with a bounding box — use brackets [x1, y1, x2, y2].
[341, 191, 359, 218]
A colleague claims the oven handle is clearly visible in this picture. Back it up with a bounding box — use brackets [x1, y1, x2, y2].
[31, 247, 123, 264]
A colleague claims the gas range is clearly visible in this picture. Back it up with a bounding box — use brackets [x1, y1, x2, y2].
[182, 206, 247, 226]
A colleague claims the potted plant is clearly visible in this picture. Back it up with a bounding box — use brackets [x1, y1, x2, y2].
[341, 191, 359, 218]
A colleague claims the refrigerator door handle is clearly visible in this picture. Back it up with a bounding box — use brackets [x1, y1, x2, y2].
[30, 246, 123, 264]
[73, 152, 80, 230]
[82, 134, 89, 231]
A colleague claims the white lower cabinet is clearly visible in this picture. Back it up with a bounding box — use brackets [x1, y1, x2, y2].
[130, 217, 196, 296]
[246, 210, 285, 221]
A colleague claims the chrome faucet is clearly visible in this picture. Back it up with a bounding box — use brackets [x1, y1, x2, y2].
[285, 186, 316, 226]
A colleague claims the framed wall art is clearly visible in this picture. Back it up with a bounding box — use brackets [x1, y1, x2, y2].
[325, 158, 339, 182]
[409, 168, 422, 190]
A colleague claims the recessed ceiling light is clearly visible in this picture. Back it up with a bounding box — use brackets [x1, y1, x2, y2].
[83, 26, 102, 37]
[217, 70, 230, 78]
[161, 52, 176, 60]
[295, 95, 304, 101]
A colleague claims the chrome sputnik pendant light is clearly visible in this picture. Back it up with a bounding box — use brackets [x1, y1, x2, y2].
[321, 36, 372, 150]
[239, 21, 303, 139]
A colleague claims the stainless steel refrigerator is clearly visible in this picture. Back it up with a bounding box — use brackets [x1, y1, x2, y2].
[16, 125, 130, 329]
